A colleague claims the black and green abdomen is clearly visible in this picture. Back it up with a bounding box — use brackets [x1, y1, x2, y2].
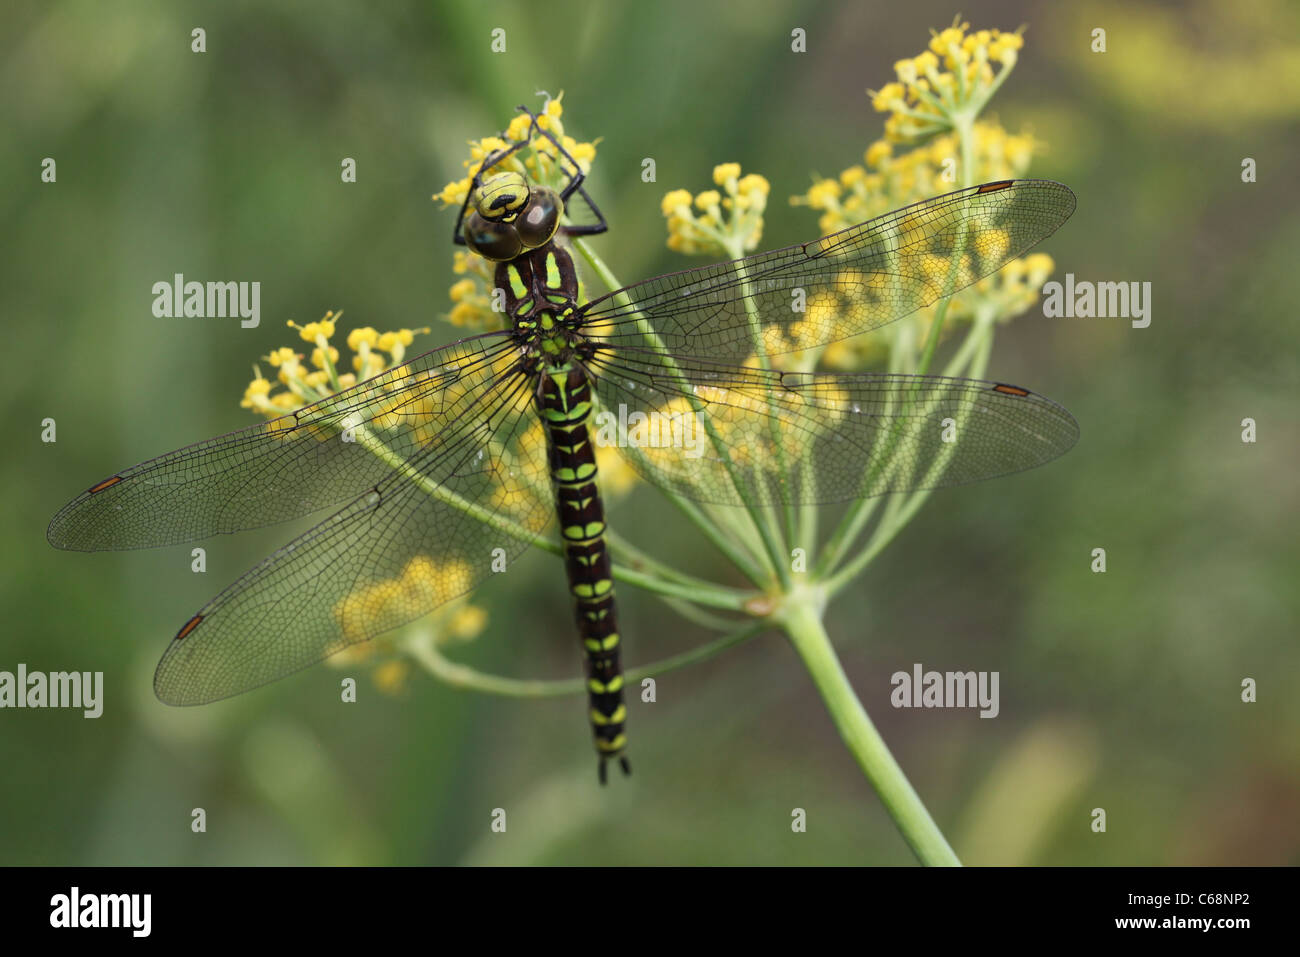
[537, 367, 629, 778]
[497, 242, 629, 781]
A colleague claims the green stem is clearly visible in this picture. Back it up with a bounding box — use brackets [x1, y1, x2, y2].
[780, 596, 960, 866]
[657, 596, 746, 631]
[824, 314, 994, 597]
[797, 453, 819, 557]
[724, 233, 797, 582]
[672, 497, 773, 588]
[812, 308, 940, 580]
[915, 116, 974, 375]
[813, 493, 885, 581]
[406, 618, 768, 698]
[315, 333, 343, 393]
[957, 114, 976, 190]
[975, 59, 1016, 114]
[605, 527, 710, 586]
[610, 563, 752, 611]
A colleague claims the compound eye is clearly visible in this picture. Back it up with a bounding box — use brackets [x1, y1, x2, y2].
[465, 213, 523, 262]
[474, 172, 529, 221]
[516, 187, 562, 249]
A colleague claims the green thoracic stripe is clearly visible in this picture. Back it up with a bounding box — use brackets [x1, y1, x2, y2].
[507, 264, 528, 299]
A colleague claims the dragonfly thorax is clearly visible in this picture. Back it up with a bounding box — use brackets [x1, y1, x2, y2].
[499, 243, 586, 366]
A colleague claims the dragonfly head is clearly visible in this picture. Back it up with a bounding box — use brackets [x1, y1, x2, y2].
[464, 171, 563, 262]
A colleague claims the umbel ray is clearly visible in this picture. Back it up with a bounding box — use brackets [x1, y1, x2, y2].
[49, 106, 1078, 783]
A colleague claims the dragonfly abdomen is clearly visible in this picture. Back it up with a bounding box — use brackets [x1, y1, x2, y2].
[537, 365, 630, 783]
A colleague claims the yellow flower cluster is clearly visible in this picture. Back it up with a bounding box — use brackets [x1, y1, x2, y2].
[649, 24, 1054, 375]
[334, 556, 474, 645]
[786, 22, 1057, 372]
[661, 163, 771, 257]
[634, 384, 849, 490]
[434, 94, 598, 211]
[446, 252, 502, 332]
[870, 18, 1025, 144]
[817, 251, 1056, 370]
[328, 556, 491, 695]
[239, 310, 430, 417]
[796, 121, 1040, 237]
[804, 120, 1053, 370]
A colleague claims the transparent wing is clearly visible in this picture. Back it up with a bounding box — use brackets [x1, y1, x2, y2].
[586, 348, 1079, 507]
[153, 371, 553, 705]
[47, 331, 519, 551]
[578, 180, 1075, 363]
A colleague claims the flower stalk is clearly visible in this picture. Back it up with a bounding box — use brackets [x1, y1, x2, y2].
[779, 594, 961, 866]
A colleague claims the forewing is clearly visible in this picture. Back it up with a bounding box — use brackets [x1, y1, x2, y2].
[578, 180, 1075, 363]
[48, 332, 518, 551]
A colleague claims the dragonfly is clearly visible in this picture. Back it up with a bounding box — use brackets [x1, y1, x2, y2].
[48, 107, 1078, 782]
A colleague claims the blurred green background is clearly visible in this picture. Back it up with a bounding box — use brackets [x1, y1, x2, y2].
[2, 0, 1297, 865]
